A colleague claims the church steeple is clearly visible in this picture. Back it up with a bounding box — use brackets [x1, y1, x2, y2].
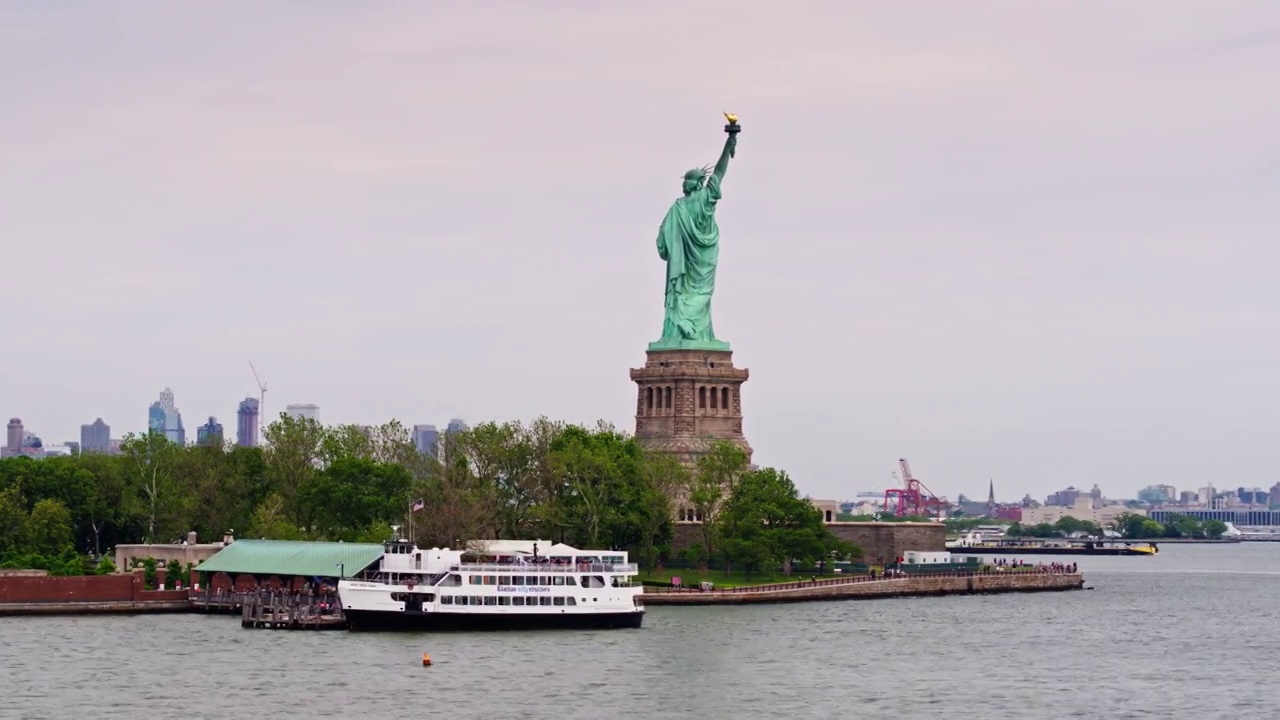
[986, 478, 996, 516]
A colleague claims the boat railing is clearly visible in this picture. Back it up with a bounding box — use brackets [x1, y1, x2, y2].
[450, 562, 638, 574]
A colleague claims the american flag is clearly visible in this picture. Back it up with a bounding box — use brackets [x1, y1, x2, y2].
[411, 498, 425, 513]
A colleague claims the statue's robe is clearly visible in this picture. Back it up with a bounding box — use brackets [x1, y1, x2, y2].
[657, 173, 722, 342]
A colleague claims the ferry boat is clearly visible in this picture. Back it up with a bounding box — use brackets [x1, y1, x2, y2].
[338, 538, 645, 631]
[946, 532, 1158, 556]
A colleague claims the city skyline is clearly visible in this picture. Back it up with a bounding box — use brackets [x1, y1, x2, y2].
[2, 3, 1276, 500]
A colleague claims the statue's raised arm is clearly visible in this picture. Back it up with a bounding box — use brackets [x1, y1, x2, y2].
[713, 112, 741, 182]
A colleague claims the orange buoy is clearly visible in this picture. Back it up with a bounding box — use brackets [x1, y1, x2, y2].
[422, 652, 432, 666]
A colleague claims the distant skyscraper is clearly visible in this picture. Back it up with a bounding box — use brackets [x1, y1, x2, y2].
[446, 418, 468, 434]
[413, 424, 439, 457]
[149, 388, 186, 444]
[80, 418, 111, 453]
[6, 418, 22, 453]
[197, 417, 224, 446]
[237, 397, 260, 447]
[286, 404, 320, 423]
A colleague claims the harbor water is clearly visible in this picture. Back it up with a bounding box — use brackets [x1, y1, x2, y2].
[3, 543, 1279, 719]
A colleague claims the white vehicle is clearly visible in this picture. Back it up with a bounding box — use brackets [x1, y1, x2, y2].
[338, 538, 645, 631]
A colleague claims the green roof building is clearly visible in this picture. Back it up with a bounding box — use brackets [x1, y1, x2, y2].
[194, 540, 384, 580]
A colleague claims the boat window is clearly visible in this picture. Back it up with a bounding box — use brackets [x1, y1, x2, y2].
[498, 597, 511, 606]
[512, 597, 525, 606]
[484, 596, 497, 606]
[553, 576, 565, 586]
[539, 576, 551, 586]
[441, 596, 453, 605]
[565, 577, 576, 586]
[470, 596, 483, 606]
[483, 575, 497, 585]
[512, 575, 525, 586]
[553, 597, 565, 606]
[469, 575, 480, 585]
[498, 576, 511, 586]
[566, 597, 576, 606]
[538, 597, 551, 606]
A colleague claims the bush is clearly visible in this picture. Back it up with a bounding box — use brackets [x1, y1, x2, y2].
[140, 558, 158, 589]
[96, 556, 117, 575]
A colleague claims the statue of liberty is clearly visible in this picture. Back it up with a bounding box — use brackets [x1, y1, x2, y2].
[651, 114, 741, 351]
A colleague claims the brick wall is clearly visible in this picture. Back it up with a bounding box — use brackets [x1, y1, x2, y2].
[824, 522, 947, 564]
[671, 521, 945, 564]
[0, 574, 138, 603]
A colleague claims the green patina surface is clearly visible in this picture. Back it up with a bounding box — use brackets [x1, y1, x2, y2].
[654, 120, 740, 350]
[194, 539, 384, 578]
[648, 338, 732, 351]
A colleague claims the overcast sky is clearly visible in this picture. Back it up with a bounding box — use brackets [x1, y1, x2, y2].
[3, 1, 1277, 502]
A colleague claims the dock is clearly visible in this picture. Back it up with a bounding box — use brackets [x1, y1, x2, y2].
[239, 590, 347, 630]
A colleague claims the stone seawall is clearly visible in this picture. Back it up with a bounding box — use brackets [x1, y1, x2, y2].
[0, 573, 191, 616]
[0, 597, 192, 616]
[642, 571, 1083, 605]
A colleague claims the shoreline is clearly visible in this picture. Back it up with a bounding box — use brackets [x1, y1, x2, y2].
[641, 571, 1083, 605]
[1, 570, 1084, 617]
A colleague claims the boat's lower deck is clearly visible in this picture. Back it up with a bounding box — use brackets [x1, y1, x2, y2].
[344, 608, 644, 632]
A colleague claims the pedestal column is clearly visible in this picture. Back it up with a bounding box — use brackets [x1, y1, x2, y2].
[629, 348, 752, 465]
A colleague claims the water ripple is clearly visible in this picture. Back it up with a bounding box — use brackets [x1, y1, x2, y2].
[2, 544, 1278, 719]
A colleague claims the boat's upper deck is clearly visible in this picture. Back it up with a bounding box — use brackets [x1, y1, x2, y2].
[450, 561, 638, 574]
[377, 539, 635, 575]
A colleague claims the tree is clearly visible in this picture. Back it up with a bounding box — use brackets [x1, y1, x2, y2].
[23, 499, 75, 557]
[632, 452, 688, 568]
[246, 493, 304, 540]
[549, 424, 641, 549]
[120, 431, 180, 543]
[690, 442, 750, 563]
[716, 467, 854, 576]
[75, 451, 135, 556]
[1202, 519, 1228, 538]
[414, 429, 500, 549]
[301, 457, 412, 539]
[1111, 512, 1165, 539]
[263, 414, 327, 529]
[451, 420, 539, 539]
[0, 485, 27, 557]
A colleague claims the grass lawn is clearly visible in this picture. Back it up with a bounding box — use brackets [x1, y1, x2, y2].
[638, 568, 860, 589]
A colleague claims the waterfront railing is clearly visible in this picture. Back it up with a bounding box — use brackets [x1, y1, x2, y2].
[644, 567, 1080, 594]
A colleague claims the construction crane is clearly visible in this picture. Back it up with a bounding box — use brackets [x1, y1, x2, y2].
[249, 361, 268, 423]
[882, 458, 945, 518]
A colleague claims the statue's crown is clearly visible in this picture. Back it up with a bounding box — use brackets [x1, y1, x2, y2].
[682, 165, 712, 182]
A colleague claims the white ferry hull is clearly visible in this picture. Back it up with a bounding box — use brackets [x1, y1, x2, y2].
[344, 608, 644, 632]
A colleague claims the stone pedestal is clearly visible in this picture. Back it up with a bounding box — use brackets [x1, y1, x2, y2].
[629, 348, 752, 465]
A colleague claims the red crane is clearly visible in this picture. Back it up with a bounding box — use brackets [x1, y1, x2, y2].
[882, 458, 944, 517]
